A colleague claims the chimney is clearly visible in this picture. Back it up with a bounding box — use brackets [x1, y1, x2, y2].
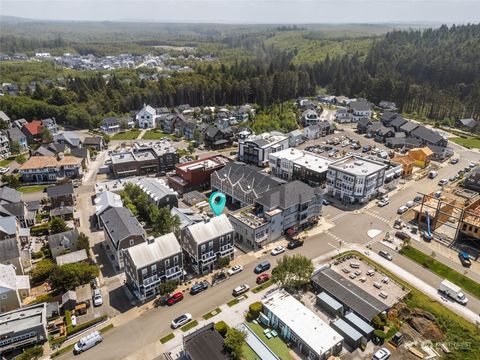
[147, 236, 155, 244]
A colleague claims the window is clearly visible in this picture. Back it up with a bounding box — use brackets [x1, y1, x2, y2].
[220, 237, 224, 245]
[129, 239, 134, 246]
[209, 241, 213, 250]
[200, 244, 206, 253]
[165, 259, 170, 267]
[227, 234, 231, 241]
[141, 268, 147, 277]
[173, 256, 179, 265]
[151, 264, 157, 273]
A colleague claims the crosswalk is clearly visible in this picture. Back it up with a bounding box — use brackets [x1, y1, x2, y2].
[364, 237, 381, 248]
[365, 210, 390, 223]
[329, 212, 349, 222]
[325, 230, 343, 244]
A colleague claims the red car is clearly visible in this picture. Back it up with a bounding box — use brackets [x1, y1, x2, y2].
[256, 274, 271, 284]
[167, 292, 184, 306]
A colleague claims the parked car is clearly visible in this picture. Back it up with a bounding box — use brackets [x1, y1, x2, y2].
[395, 231, 410, 241]
[469, 162, 476, 168]
[287, 239, 304, 250]
[232, 284, 250, 296]
[458, 251, 471, 267]
[362, 145, 371, 153]
[92, 289, 103, 307]
[227, 265, 243, 276]
[373, 347, 391, 360]
[428, 170, 438, 179]
[378, 250, 393, 261]
[74, 331, 103, 354]
[322, 199, 331, 206]
[271, 246, 285, 256]
[167, 292, 184, 306]
[0, 167, 9, 174]
[171, 313, 192, 329]
[438, 179, 448, 186]
[405, 201, 415, 208]
[378, 199, 389, 207]
[190, 281, 209, 295]
[256, 274, 271, 284]
[450, 158, 459, 164]
[254, 261, 271, 274]
[413, 196, 423, 203]
[397, 206, 408, 214]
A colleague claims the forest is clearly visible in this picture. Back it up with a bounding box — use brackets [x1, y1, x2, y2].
[0, 22, 479, 129]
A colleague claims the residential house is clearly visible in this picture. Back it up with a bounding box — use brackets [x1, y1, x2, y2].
[349, 99, 372, 121]
[428, 144, 453, 162]
[407, 147, 433, 168]
[55, 249, 88, 266]
[0, 216, 28, 275]
[160, 114, 184, 134]
[70, 148, 90, 168]
[47, 183, 75, 208]
[229, 181, 323, 249]
[366, 122, 382, 138]
[399, 121, 419, 136]
[374, 126, 395, 143]
[0, 303, 48, 353]
[269, 148, 331, 186]
[327, 155, 387, 204]
[83, 136, 105, 151]
[100, 207, 146, 270]
[288, 129, 304, 147]
[464, 168, 480, 193]
[167, 155, 230, 194]
[260, 290, 343, 360]
[21, 120, 43, 144]
[0, 202, 35, 228]
[211, 162, 285, 208]
[301, 110, 320, 126]
[124, 233, 184, 300]
[94, 191, 123, 228]
[0, 111, 10, 127]
[13, 119, 28, 130]
[203, 125, 233, 149]
[40, 118, 59, 135]
[0, 132, 10, 159]
[389, 115, 407, 132]
[0, 187, 21, 204]
[335, 108, 352, 123]
[0, 264, 30, 312]
[317, 121, 332, 137]
[391, 155, 414, 177]
[180, 214, 234, 274]
[136, 104, 157, 129]
[410, 126, 448, 148]
[356, 118, 374, 134]
[100, 117, 121, 134]
[238, 132, 289, 167]
[47, 230, 80, 259]
[456, 118, 478, 131]
[53, 132, 82, 149]
[6, 128, 27, 150]
[385, 137, 406, 149]
[380, 111, 398, 126]
[171, 207, 208, 232]
[138, 178, 178, 209]
[175, 119, 197, 140]
[182, 323, 228, 360]
[33, 143, 66, 157]
[378, 101, 398, 111]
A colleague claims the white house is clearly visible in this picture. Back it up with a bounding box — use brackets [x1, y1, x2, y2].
[136, 105, 157, 129]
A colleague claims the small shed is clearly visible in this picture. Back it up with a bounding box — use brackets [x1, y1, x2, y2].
[344, 312, 374, 340]
[331, 318, 363, 349]
[61, 290, 77, 311]
[75, 285, 92, 306]
[316, 292, 344, 317]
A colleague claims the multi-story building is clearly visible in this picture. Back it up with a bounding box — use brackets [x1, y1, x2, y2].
[47, 230, 80, 259]
[6, 128, 27, 150]
[269, 148, 331, 186]
[180, 214, 234, 274]
[300, 110, 320, 126]
[124, 233, 183, 300]
[136, 104, 156, 129]
[229, 181, 323, 249]
[167, 155, 231, 194]
[348, 99, 372, 121]
[211, 162, 285, 208]
[138, 178, 178, 209]
[326, 155, 386, 204]
[47, 183, 75, 208]
[19, 156, 82, 183]
[0, 131, 11, 159]
[100, 117, 121, 134]
[99, 207, 146, 270]
[94, 191, 123, 228]
[40, 118, 59, 135]
[21, 120, 43, 144]
[0, 216, 30, 275]
[0, 264, 30, 312]
[0, 303, 48, 353]
[238, 132, 289, 167]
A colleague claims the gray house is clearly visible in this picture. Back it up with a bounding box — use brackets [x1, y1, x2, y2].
[47, 229, 80, 259]
[124, 233, 183, 301]
[180, 214, 234, 274]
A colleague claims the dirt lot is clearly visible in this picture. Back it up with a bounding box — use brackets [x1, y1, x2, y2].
[331, 255, 409, 307]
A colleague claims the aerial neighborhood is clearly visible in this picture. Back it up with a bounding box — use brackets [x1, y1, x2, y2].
[1, 90, 479, 360]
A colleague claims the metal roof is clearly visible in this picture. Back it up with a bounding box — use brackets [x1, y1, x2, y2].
[126, 233, 181, 268]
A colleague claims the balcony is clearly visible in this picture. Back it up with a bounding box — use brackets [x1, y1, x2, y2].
[219, 244, 234, 257]
[143, 274, 159, 287]
[165, 266, 183, 281]
[200, 251, 217, 264]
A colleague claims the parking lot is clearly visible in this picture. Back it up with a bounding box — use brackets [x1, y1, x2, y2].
[331, 256, 409, 307]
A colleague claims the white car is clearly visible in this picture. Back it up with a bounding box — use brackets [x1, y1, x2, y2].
[397, 206, 408, 214]
[0, 167, 9, 174]
[405, 201, 415, 208]
[71, 315, 77, 327]
[171, 313, 192, 329]
[227, 265, 243, 276]
[377, 199, 389, 207]
[372, 347, 391, 360]
[93, 289, 103, 307]
[271, 246, 285, 256]
[232, 284, 250, 296]
[438, 179, 448, 186]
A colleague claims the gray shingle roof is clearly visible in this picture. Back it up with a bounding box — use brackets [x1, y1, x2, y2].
[0, 216, 17, 236]
[399, 121, 419, 133]
[6, 128, 26, 142]
[83, 136, 103, 146]
[47, 183, 74, 198]
[389, 115, 406, 128]
[71, 148, 88, 159]
[0, 202, 25, 217]
[411, 126, 444, 144]
[0, 187, 22, 204]
[256, 180, 321, 210]
[0, 237, 20, 261]
[100, 207, 145, 246]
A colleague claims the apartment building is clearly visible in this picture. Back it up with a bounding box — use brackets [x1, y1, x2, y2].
[138, 178, 178, 209]
[238, 132, 289, 167]
[0, 264, 30, 312]
[0, 131, 11, 159]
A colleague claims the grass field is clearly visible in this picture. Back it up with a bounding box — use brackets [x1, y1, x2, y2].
[51, 343, 75, 358]
[227, 294, 248, 307]
[0, 159, 13, 167]
[159, 333, 175, 344]
[180, 320, 199, 332]
[242, 342, 262, 360]
[252, 280, 273, 294]
[142, 130, 174, 140]
[400, 245, 480, 299]
[111, 130, 141, 140]
[202, 307, 222, 320]
[100, 324, 114, 334]
[246, 322, 294, 360]
[18, 185, 48, 193]
[450, 137, 480, 149]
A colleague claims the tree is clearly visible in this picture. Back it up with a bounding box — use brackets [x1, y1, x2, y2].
[1, 174, 20, 188]
[49, 262, 100, 291]
[49, 217, 68, 234]
[215, 321, 230, 337]
[271, 254, 314, 291]
[15, 154, 26, 164]
[193, 129, 203, 143]
[217, 256, 230, 271]
[30, 259, 55, 285]
[187, 142, 195, 153]
[246, 301, 263, 321]
[158, 280, 177, 296]
[9, 140, 21, 155]
[150, 207, 181, 236]
[224, 328, 247, 360]
[76, 232, 90, 253]
[16, 345, 44, 360]
[40, 127, 53, 143]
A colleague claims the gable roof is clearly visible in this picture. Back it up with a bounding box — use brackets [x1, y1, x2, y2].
[100, 207, 145, 246]
[47, 183, 74, 198]
[381, 111, 398, 123]
[6, 128, 26, 142]
[187, 214, 233, 244]
[53, 132, 82, 147]
[95, 191, 123, 216]
[399, 121, 419, 133]
[56, 249, 88, 266]
[83, 136, 103, 146]
[47, 229, 79, 251]
[0, 202, 25, 217]
[0, 187, 22, 204]
[257, 181, 321, 210]
[0, 264, 17, 291]
[70, 148, 88, 159]
[20, 156, 58, 170]
[389, 115, 407, 128]
[0, 216, 17, 236]
[411, 125, 444, 144]
[126, 233, 181, 268]
[357, 117, 373, 127]
[34, 146, 55, 157]
[0, 237, 19, 262]
[0, 111, 10, 122]
[23, 120, 43, 136]
[458, 118, 478, 128]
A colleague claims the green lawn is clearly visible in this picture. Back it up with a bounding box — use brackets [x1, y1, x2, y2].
[180, 320, 199, 332]
[400, 245, 480, 299]
[227, 294, 248, 307]
[18, 185, 48, 193]
[159, 333, 175, 344]
[111, 130, 141, 140]
[51, 343, 75, 358]
[245, 322, 294, 360]
[202, 307, 222, 320]
[100, 324, 114, 334]
[252, 279, 273, 293]
[142, 130, 174, 140]
[242, 342, 262, 360]
[0, 158, 13, 167]
[450, 137, 480, 149]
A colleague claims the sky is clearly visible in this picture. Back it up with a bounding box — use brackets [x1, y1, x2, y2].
[1, 0, 479, 24]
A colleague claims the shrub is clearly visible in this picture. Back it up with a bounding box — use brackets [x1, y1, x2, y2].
[30, 259, 55, 285]
[215, 321, 230, 337]
[67, 314, 108, 336]
[31, 224, 49, 236]
[246, 301, 262, 321]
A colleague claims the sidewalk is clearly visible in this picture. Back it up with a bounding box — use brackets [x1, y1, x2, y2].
[137, 129, 147, 140]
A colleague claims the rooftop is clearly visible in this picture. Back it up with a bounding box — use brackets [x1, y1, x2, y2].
[126, 233, 182, 268]
[95, 191, 123, 216]
[262, 290, 343, 356]
[187, 214, 233, 244]
[20, 156, 58, 170]
[177, 155, 230, 172]
[329, 155, 386, 176]
[243, 132, 288, 148]
[55, 249, 88, 266]
[100, 207, 145, 246]
[231, 205, 268, 229]
[184, 323, 228, 360]
[257, 180, 323, 210]
[47, 183, 74, 198]
[0, 303, 46, 337]
[138, 178, 177, 201]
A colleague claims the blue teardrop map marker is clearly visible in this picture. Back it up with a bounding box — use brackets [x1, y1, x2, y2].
[209, 191, 226, 216]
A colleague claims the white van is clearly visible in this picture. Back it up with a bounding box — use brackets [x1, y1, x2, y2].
[428, 171, 438, 179]
[74, 331, 103, 354]
[349, 262, 361, 269]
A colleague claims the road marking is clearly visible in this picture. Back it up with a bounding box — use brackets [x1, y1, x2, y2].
[327, 242, 338, 249]
[365, 210, 390, 223]
[330, 212, 348, 222]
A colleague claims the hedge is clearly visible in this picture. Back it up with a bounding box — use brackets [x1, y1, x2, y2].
[246, 301, 263, 321]
[49, 335, 67, 347]
[67, 314, 108, 336]
[31, 224, 49, 236]
[215, 321, 230, 337]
